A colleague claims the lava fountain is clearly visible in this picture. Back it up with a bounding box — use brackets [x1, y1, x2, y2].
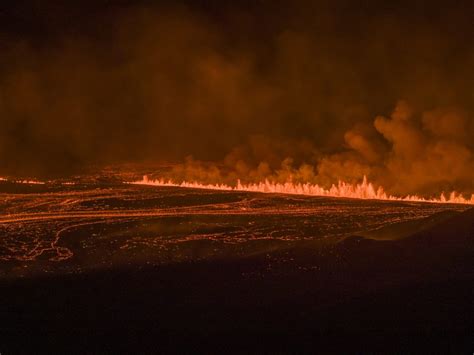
[132, 175, 474, 205]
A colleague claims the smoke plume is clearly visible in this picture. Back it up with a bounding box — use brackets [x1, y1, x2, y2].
[0, 0, 473, 195]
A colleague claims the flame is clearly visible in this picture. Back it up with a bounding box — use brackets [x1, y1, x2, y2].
[132, 175, 474, 205]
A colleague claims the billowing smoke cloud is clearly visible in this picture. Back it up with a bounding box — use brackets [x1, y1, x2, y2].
[320, 101, 474, 195]
[0, 1, 473, 195]
[161, 102, 474, 196]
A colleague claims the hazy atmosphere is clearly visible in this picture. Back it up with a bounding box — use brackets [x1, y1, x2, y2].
[1, 0, 473, 195]
[1, 2, 474, 353]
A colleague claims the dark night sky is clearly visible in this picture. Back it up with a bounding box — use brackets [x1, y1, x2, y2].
[0, 0, 473, 195]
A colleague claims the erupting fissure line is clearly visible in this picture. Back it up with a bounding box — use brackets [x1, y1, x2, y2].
[132, 175, 474, 205]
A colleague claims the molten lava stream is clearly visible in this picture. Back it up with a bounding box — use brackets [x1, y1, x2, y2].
[131, 175, 474, 205]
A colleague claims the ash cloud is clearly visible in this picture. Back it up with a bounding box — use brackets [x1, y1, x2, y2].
[0, 0, 473, 195]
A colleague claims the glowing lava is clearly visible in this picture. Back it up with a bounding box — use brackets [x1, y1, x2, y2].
[0, 177, 45, 185]
[132, 175, 474, 205]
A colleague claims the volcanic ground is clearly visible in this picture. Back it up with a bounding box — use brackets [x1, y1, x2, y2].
[0, 180, 473, 352]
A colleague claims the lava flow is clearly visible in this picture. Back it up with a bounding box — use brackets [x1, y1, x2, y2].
[132, 175, 474, 205]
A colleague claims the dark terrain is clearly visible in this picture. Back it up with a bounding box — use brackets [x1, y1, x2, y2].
[0, 182, 473, 353]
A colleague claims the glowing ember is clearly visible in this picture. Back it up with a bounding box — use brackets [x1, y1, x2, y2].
[0, 178, 45, 185]
[132, 175, 474, 205]
[0, 177, 77, 186]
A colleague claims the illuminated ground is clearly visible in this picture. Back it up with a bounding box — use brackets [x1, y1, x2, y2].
[0, 181, 467, 278]
[0, 180, 473, 352]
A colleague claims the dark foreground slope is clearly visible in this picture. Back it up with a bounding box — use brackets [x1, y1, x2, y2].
[1, 208, 473, 353]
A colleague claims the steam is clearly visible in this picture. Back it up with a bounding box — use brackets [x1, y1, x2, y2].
[154, 102, 474, 197]
[0, 2, 473, 196]
[322, 102, 474, 195]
